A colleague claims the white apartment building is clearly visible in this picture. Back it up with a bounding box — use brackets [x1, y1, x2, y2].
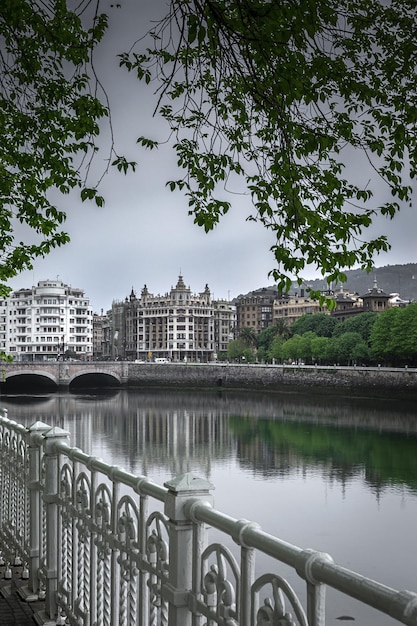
[1, 279, 93, 361]
[0, 300, 7, 355]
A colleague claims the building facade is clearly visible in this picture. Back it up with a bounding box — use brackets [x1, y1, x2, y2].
[92, 312, 109, 360]
[1, 279, 93, 361]
[272, 289, 325, 325]
[235, 285, 326, 333]
[361, 278, 390, 312]
[235, 287, 278, 334]
[108, 276, 235, 362]
[213, 299, 236, 356]
[330, 279, 401, 321]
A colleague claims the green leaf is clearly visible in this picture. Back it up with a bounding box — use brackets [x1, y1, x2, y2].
[122, 0, 417, 288]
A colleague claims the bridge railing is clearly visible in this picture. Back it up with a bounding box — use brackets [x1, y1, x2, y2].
[1, 409, 416, 626]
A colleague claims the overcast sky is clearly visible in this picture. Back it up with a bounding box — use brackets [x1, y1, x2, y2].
[8, 0, 417, 313]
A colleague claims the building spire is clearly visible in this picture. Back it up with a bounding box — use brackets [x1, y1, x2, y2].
[176, 274, 186, 290]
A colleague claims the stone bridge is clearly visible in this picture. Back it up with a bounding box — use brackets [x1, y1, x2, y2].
[1, 361, 416, 392]
[0, 361, 129, 390]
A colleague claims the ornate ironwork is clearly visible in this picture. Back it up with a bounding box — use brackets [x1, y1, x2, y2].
[1, 411, 417, 626]
[200, 543, 240, 625]
[252, 573, 308, 626]
[94, 484, 112, 626]
[146, 511, 169, 626]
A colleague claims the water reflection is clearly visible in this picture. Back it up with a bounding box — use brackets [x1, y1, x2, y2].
[231, 416, 417, 494]
[2, 388, 417, 494]
[1, 388, 416, 623]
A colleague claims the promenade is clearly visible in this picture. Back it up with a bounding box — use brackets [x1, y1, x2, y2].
[0, 564, 43, 625]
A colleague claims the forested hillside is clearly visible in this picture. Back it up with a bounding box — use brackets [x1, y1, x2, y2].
[302, 263, 417, 300]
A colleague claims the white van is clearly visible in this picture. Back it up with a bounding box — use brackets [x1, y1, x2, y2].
[155, 357, 169, 363]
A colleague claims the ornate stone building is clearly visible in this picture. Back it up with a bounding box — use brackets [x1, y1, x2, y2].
[331, 278, 395, 320]
[361, 278, 390, 312]
[330, 285, 363, 321]
[109, 275, 234, 362]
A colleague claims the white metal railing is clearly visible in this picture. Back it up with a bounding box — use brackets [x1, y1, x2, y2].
[1, 408, 417, 626]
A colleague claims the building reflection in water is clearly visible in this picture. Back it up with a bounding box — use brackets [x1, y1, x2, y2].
[2, 388, 417, 494]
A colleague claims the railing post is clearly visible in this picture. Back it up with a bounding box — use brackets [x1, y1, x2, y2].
[19, 421, 51, 603]
[296, 549, 334, 626]
[164, 473, 214, 626]
[42, 426, 70, 622]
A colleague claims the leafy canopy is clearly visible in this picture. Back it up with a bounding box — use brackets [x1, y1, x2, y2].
[0, 0, 125, 297]
[122, 0, 417, 293]
[3, 1, 416, 304]
[291, 312, 339, 337]
[370, 303, 417, 365]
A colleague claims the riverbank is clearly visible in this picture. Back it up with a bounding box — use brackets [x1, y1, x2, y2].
[126, 362, 417, 392]
[2, 361, 417, 393]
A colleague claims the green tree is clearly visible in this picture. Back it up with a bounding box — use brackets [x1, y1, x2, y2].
[269, 334, 285, 362]
[124, 1, 417, 292]
[272, 318, 291, 340]
[5, 2, 417, 306]
[311, 336, 330, 364]
[298, 331, 318, 364]
[334, 312, 378, 343]
[255, 346, 268, 363]
[258, 320, 290, 360]
[370, 308, 401, 364]
[393, 304, 417, 364]
[242, 348, 255, 363]
[291, 313, 339, 338]
[258, 325, 278, 354]
[280, 334, 302, 363]
[371, 304, 417, 365]
[239, 326, 258, 349]
[325, 337, 341, 364]
[0, 1, 132, 297]
[227, 338, 246, 361]
[334, 332, 369, 365]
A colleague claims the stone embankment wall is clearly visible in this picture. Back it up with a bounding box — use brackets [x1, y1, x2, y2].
[127, 363, 417, 391]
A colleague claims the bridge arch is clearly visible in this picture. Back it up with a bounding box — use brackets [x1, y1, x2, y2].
[2, 370, 58, 392]
[68, 370, 121, 388]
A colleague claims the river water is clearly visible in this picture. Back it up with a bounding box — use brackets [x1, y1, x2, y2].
[1, 386, 417, 625]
